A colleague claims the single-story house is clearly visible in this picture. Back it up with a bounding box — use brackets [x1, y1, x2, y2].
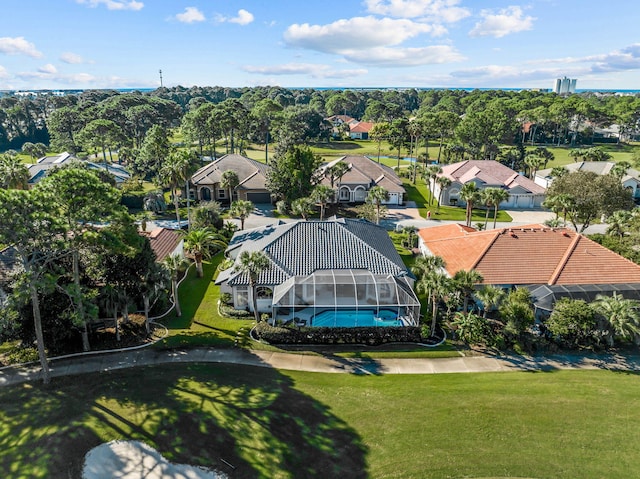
[418, 223, 640, 315]
[435, 160, 546, 209]
[190, 154, 271, 204]
[535, 161, 640, 202]
[140, 227, 184, 262]
[349, 121, 375, 140]
[216, 218, 420, 327]
[319, 155, 406, 205]
[27, 152, 131, 187]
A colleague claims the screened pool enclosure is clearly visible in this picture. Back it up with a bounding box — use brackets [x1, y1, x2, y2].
[271, 269, 420, 327]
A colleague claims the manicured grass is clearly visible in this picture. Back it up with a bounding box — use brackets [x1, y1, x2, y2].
[403, 180, 512, 223]
[3, 367, 640, 478]
[156, 256, 253, 349]
[543, 144, 637, 167]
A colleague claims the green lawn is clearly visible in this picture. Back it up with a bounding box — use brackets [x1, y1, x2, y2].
[156, 256, 254, 349]
[403, 180, 512, 223]
[543, 144, 637, 167]
[2, 366, 640, 478]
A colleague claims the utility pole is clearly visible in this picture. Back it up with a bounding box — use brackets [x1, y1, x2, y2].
[159, 69, 163, 87]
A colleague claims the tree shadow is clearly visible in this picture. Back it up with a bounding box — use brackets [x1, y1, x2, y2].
[0, 360, 368, 478]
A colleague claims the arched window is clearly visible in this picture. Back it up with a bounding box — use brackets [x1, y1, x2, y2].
[339, 186, 351, 202]
[200, 187, 211, 201]
[256, 286, 273, 299]
[354, 186, 367, 202]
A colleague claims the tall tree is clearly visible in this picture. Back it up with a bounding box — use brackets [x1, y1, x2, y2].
[37, 167, 123, 352]
[159, 149, 197, 224]
[220, 170, 239, 205]
[453, 269, 484, 313]
[481, 187, 509, 229]
[163, 254, 188, 318]
[366, 186, 389, 225]
[233, 251, 271, 323]
[436, 176, 451, 212]
[369, 122, 390, 164]
[0, 188, 63, 384]
[76, 119, 123, 168]
[266, 145, 322, 203]
[460, 182, 480, 227]
[182, 227, 226, 278]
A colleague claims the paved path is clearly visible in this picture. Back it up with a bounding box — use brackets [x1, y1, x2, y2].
[2, 347, 639, 387]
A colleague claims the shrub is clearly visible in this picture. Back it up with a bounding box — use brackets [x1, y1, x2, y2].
[276, 200, 289, 216]
[218, 301, 252, 319]
[254, 322, 421, 345]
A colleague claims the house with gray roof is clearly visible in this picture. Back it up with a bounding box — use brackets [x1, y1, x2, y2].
[215, 218, 420, 327]
[319, 155, 406, 205]
[190, 154, 271, 204]
[535, 161, 640, 203]
[435, 160, 546, 209]
[27, 152, 131, 187]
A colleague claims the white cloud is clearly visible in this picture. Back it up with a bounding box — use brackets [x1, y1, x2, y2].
[216, 9, 254, 26]
[469, 6, 535, 38]
[284, 16, 444, 53]
[60, 52, 85, 64]
[586, 44, 640, 73]
[76, 0, 143, 11]
[38, 64, 57, 74]
[175, 7, 205, 24]
[0, 65, 9, 79]
[242, 62, 368, 79]
[0, 37, 43, 58]
[341, 45, 464, 66]
[364, 0, 470, 22]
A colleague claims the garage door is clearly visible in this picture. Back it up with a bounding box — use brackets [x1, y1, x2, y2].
[246, 192, 272, 203]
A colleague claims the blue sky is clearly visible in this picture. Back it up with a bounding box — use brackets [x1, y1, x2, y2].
[1, 0, 639, 90]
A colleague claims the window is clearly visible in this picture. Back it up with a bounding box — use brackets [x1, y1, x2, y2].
[256, 286, 273, 299]
[218, 188, 227, 199]
[235, 287, 248, 308]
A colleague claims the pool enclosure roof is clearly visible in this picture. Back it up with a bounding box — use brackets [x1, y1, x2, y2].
[272, 269, 420, 309]
[526, 283, 640, 312]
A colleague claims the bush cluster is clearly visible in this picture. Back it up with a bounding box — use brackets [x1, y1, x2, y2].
[254, 322, 421, 345]
[218, 301, 252, 319]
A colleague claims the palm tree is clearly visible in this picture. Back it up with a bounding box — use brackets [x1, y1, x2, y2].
[366, 186, 389, 225]
[425, 165, 443, 205]
[325, 162, 350, 189]
[459, 182, 479, 227]
[234, 251, 271, 323]
[311, 185, 334, 221]
[417, 269, 453, 336]
[593, 292, 640, 345]
[436, 176, 451, 212]
[411, 254, 446, 279]
[473, 285, 505, 318]
[182, 227, 226, 277]
[159, 149, 194, 223]
[0, 154, 29, 189]
[524, 154, 545, 179]
[606, 210, 632, 239]
[611, 161, 632, 180]
[481, 187, 510, 229]
[229, 199, 254, 230]
[453, 269, 484, 313]
[163, 253, 188, 317]
[291, 197, 315, 220]
[220, 170, 239, 205]
[550, 166, 567, 179]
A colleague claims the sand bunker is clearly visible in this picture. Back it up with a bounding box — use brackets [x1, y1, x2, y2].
[82, 440, 228, 479]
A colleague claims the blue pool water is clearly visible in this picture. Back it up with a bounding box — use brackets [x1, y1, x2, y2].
[311, 309, 402, 328]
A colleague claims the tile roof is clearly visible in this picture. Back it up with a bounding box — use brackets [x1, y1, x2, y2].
[349, 121, 375, 133]
[190, 154, 269, 190]
[441, 160, 545, 194]
[222, 218, 411, 286]
[321, 155, 405, 194]
[140, 228, 182, 262]
[537, 161, 640, 182]
[27, 153, 131, 185]
[419, 224, 640, 286]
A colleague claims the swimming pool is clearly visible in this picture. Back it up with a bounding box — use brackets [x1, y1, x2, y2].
[311, 309, 402, 328]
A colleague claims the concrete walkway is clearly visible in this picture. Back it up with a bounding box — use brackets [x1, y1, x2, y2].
[2, 347, 639, 387]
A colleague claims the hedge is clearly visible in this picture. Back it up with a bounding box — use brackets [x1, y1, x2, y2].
[254, 322, 422, 345]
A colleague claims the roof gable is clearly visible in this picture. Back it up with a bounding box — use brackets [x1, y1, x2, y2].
[191, 154, 269, 187]
[441, 160, 545, 194]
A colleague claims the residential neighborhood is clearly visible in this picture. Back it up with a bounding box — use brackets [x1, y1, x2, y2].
[1, 84, 640, 479]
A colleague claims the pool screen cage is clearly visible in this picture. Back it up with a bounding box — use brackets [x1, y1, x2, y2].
[271, 269, 420, 326]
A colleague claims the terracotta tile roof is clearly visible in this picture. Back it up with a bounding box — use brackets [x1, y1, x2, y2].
[140, 228, 182, 262]
[349, 121, 375, 133]
[441, 160, 545, 194]
[419, 224, 640, 286]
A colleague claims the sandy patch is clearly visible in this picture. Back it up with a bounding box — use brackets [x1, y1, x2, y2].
[82, 441, 228, 479]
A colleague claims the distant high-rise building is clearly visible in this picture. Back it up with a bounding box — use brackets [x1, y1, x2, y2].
[554, 77, 577, 94]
